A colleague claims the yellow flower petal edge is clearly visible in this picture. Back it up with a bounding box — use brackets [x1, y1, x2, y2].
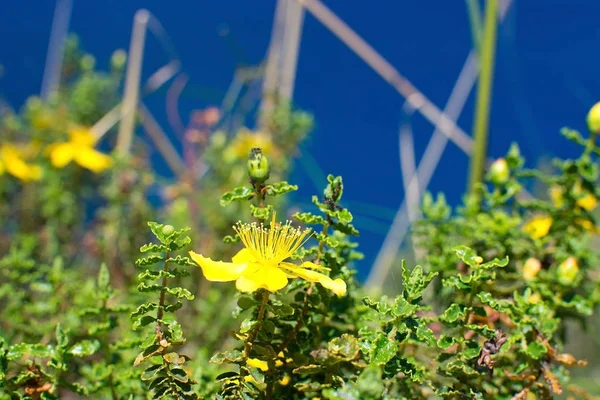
[188, 212, 347, 295]
[523, 215, 553, 239]
[246, 358, 269, 372]
[0, 144, 42, 182]
[188, 251, 247, 282]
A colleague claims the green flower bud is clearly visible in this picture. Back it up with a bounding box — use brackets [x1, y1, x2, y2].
[80, 54, 96, 72]
[162, 225, 175, 236]
[247, 148, 270, 184]
[587, 101, 600, 134]
[488, 158, 509, 185]
[111, 49, 127, 71]
[324, 175, 344, 202]
[557, 256, 579, 285]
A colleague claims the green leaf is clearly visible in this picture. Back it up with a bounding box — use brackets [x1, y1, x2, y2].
[270, 303, 295, 318]
[132, 315, 156, 330]
[7, 344, 54, 360]
[220, 186, 254, 206]
[526, 341, 548, 360]
[240, 319, 257, 334]
[166, 255, 194, 267]
[328, 334, 360, 361]
[56, 324, 69, 349]
[167, 320, 185, 342]
[135, 255, 164, 267]
[401, 261, 437, 301]
[264, 181, 298, 196]
[370, 333, 399, 365]
[69, 340, 100, 357]
[415, 326, 436, 346]
[165, 287, 194, 300]
[442, 304, 465, 324]
[250, 204, 273, 220]
[294, 212, 327, 226]
[210, 350, 244, 364]
[237, 296, 256, 310]
[140, 243, 169, 253]
[394, 297, 418, 317]
[98, 263, 110, 290]
[453, 246, 485, 268]
[223, 234, 241, 244]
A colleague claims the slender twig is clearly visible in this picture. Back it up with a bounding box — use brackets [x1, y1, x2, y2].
[117, 10, 150, 155]
[41, 0, 72, 99]
[468, 0, 499, 193]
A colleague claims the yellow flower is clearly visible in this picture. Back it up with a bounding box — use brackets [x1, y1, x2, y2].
[550, 183, 597, 211]
[246, 358, 269, 372]
[279, 375, 291, 386]
[523, 215, 553, 239]
[49, 126, 112, 173]
[523, 258, 542, 281]
[587, 101, 600, 134]
[224, 128, 276, 162]
[0, 144, 42, 182]
[557, 257, 579, 285]
[189, 213, 347, 296]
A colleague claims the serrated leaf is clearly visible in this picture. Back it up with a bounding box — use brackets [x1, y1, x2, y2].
[140, 243, 169, 253]
[166, 255, 194, 267]
[370, 333, 399, 365]
[294, 212, 327, 226]
[394, 297, 418, 317]
[250, 204, 273, 220]
[135, 255, 164, 267]
[165, 286, 194, 300]
[132, 315, 156, 330]
[526, 341, 547, 360]
[264, 181, 298, 196]
[415, 326, 436, 346]
[442, 304, 465, 324]
[220, 186, 254, 206]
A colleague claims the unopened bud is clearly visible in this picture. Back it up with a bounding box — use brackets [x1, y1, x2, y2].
[324, 175, 344, 202]
[111, 49, 127, 71]
[162, 225, 175, 236]
[557, 257, 579, 285]
[587, 101, 600, 134]
[80, 54, 95, 72]
[247, 148, 270, 184]
[523, 258, 541, 281]
[488, 158, 510, 185]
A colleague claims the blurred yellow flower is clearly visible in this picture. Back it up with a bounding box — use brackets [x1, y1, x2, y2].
[557, 257, 579, 285]
[189, 212, 346, 296]
[523, 258, 541, 281]
[225, 129, 275, 161]
[279, 375, 291, 386]
[0, 144, 42, 182]
[523, 215, 553, 239]
[549, 183, 597, 211]
[246, 358, 269, 372]
[49, 126, 112, 173]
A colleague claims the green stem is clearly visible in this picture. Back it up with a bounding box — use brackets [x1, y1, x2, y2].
[466, 0, 482, 53]
[468, 0, 499, 194]
[156, 251, 170, 338]
[244, 291, 269, 358]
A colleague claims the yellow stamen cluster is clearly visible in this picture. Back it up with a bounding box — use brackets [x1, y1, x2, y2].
[233, 214, 312, 264]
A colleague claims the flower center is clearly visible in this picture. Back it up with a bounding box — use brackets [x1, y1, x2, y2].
[233, 213, 311, 264]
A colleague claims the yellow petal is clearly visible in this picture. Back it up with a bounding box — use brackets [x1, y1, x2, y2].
[0, 159, 5, 175]
[1, 145, 41, 181]
[523, 215, 553, 239]
[577, 193, 597, 211]
[283, 262, 347, 296]
[50, 143, 75, 168]
[235, 266, 288, 293]
[232, 248, 257, 264]
[69, 127, 97, 147]
[74, 147, 112, 173]
[189, 251, 247, 282]
[246, 358, 269, 372]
